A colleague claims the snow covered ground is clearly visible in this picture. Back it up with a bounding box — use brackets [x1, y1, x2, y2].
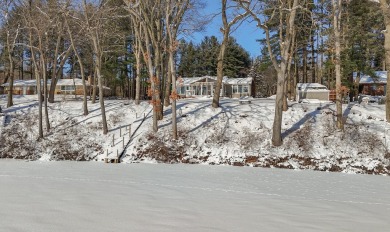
[0, 160, 389, 231]
[1, 94, 390, 174]
[124, 97, 390, 175]
[0, 94, 152, 161]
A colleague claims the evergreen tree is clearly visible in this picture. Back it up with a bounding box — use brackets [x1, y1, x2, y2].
[342, 0, 384, 96]
[177, 36, 251, 78]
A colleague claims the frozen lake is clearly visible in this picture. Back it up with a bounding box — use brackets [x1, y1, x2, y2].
[0, 160, 389, 231]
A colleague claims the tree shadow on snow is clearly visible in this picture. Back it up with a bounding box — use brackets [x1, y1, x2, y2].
[282, 104, 331, 139]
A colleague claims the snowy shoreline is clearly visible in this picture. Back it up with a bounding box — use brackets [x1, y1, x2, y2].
[1, 95, 390, 175]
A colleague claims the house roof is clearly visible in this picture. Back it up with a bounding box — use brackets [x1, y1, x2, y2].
[297, 83, 328, 90]
[225, 77, 253, 85]
[57, 79, 91, 86]
[353, 71, 387, 84]
[1, 79, 91, 87]
[1, 80, 38, 87]
[0, 78, 111, 89]
[177, 76, 252, 86]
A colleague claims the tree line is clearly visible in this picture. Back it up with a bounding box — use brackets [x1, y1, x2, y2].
[0, 0, 389, 147]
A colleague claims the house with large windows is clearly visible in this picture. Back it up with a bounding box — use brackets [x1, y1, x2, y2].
[176, 76, 254, 98]
[1, 78, 111, 96]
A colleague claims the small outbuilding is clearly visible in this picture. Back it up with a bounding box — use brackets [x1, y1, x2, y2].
[297, 83, 330, 102]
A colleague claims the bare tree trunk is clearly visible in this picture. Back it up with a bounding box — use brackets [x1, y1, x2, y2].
[68, 33, 89, 116]
[385, 29, 390, 122]
[42, 56, 50, 132]
[135, 51, 141, 105]
[36, 69, 43, 139]
[143, 27, 158, 132]
[6, 61, 14, 108]
[164, 58, 172, 107]
[29, 32, 43, 139]
[154, 45, 163, 121]
[6, 36, 14, 108]
[92, 65, 97, 104]
[91, 32, 108, 134]
[311, 33, 316, 83]
[239, 0, 298, 146]
[379, 0, 390, 122]
[212, 0, 248, 108]
[48, 50, 71, 103]
[96, 62, 108, 134]
[293, 55, 298, 101]
[131, 21, 142, 105]
[48, 33, 61, 103]
[303, 46, 307, 83]
[283, 80, 288, 111]
[273, 69, 287, 145]
[332, 0, 343, 130]
[169, 50, 177, 139]
[213, 31, 229, 108]
[283, 31, 296, 110]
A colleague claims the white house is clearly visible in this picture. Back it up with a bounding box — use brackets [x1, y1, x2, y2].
[176, 76, 254, 98]
[1, 78, 111, 96]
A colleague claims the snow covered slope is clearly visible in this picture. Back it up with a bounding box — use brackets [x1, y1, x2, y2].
[1, 95, 390, 174]
[0, 160, 389, 231]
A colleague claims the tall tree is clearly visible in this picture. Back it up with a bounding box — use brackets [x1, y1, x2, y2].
[378, 0, 390, 122]
[47, 0, 72, 104]
[20, 0, 51, 138]
[80, 0, 123, 134]
[240, 0, 300, 146]
[0, 0, 20, 108]
[64, 5, 89, 116]
[125, 0, 164, 132]
[212, 0, 249, 108]
[343, 0, 384, 99]
[165, 0, 191, 139]
[332, 0, 343, 130]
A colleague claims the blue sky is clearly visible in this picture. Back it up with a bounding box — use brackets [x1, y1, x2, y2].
[187, 1, 264, 58]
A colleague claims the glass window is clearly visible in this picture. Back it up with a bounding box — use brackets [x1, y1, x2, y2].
[233, 85, 238, 93]
[61, 85, 75, 91]
[243, 86, 248, 93]
[238, 85, 242, 93]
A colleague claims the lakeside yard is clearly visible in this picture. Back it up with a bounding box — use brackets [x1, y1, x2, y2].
[1, 94, 390, 174]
